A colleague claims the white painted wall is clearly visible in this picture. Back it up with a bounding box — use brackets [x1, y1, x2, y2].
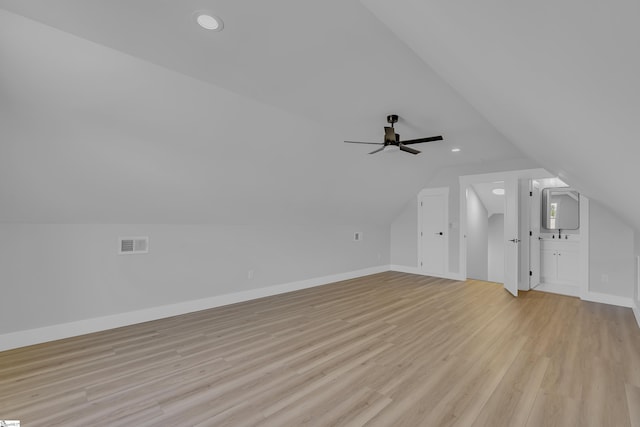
[589, 201, 635, 298]
[390, 200, 418, 266]
[634, 232, 640, 312]
[466, 187, 488, 280]
[0, 223, 389, 335]
[488, 214, 505, 283]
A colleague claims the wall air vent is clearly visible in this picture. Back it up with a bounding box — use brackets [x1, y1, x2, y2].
[118, 237, 149, 255]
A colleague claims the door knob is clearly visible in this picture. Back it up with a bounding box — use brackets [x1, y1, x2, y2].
[509, 238, 520, 243]
[435, 232, 444, 236]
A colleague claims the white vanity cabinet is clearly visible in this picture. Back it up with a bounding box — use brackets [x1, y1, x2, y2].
[540, 239, 579, 286]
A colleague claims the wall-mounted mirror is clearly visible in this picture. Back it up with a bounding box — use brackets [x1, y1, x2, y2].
[541, 188, 579, 230]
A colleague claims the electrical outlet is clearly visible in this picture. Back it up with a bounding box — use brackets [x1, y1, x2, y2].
[248, 270, 254, 280]
[354, 232, 362, 241]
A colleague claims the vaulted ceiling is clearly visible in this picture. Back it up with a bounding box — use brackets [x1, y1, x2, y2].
[1, 1, 636, 232]
[363, 0, 640, 232]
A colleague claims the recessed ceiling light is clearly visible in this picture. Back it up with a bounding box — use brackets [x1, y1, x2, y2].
[492, 188, 505, 195]
[451, 148, 461, 152]
[196, 13, 223, 31]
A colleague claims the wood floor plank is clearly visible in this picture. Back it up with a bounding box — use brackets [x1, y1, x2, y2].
[525, 391, 582, 427]
[626, 383, 640, 427]
[0, 272, 638, 426]
[472, 352, 550, 427]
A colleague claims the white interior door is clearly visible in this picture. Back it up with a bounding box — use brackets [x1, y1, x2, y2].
[518, 179, 531, 290]
[420, 189, 448, 277]
[504, 178, 519, 296]
[529, 182, 541, 288]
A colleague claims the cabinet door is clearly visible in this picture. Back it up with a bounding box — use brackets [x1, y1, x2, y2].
[557, 250, 579, 284]
[540, 249, 557, 284]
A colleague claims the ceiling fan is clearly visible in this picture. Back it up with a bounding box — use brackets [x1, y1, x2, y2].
[344, 114, 443, 155]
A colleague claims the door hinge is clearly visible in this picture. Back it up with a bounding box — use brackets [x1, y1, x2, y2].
[420, 201, 423, 206]
[529, 191, 533, 197]
[420, 261, 423, 266]
[529, 270, 533, 276]
[529, 231, 533, 236]
[421, 232, 423, 236]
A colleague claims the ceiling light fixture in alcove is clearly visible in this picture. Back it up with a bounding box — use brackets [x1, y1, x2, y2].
[492, 188, 505, 195]
[195, 12, 224, 31]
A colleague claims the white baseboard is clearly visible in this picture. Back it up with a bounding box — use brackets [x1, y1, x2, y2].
[632, 301, 640, 329]
[390, 264, 420, 275]
[534, 282, 580, 298]
[390, 265, 465, 281]
[0, 265, 389, 352]
[582, 291, 634, 308]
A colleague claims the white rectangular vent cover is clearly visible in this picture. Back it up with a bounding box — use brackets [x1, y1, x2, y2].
[119, 237, 149, 255]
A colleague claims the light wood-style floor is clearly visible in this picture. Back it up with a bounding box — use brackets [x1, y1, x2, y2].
[1, 272, 640, 426]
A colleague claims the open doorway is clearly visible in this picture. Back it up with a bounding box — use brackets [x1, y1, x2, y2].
[459, 169, 558, 297]
[459, 168, 590, 299]
[460, 172, 520, 296]
[465, 182, 505, 284]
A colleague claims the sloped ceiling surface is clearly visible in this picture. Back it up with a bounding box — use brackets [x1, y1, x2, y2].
[362, 0, 640, 232]
[0, 1, 526, 224]
[471, 182, 505, 217]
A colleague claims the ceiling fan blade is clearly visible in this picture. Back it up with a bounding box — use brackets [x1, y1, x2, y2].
[368, 147, 385, 154]
[399, 144, 420, 155]
[399, 135, 443, 145]
[344, 140, 384, 145]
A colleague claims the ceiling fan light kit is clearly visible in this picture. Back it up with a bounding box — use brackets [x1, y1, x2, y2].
[344, 114, 443, 155]
[381, 145, 400, 153]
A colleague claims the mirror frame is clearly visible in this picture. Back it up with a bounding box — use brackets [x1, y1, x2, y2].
[541, 187, 580, 230]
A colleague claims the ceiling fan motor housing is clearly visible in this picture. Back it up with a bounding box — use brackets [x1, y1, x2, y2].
[387, 114, 399, 125]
